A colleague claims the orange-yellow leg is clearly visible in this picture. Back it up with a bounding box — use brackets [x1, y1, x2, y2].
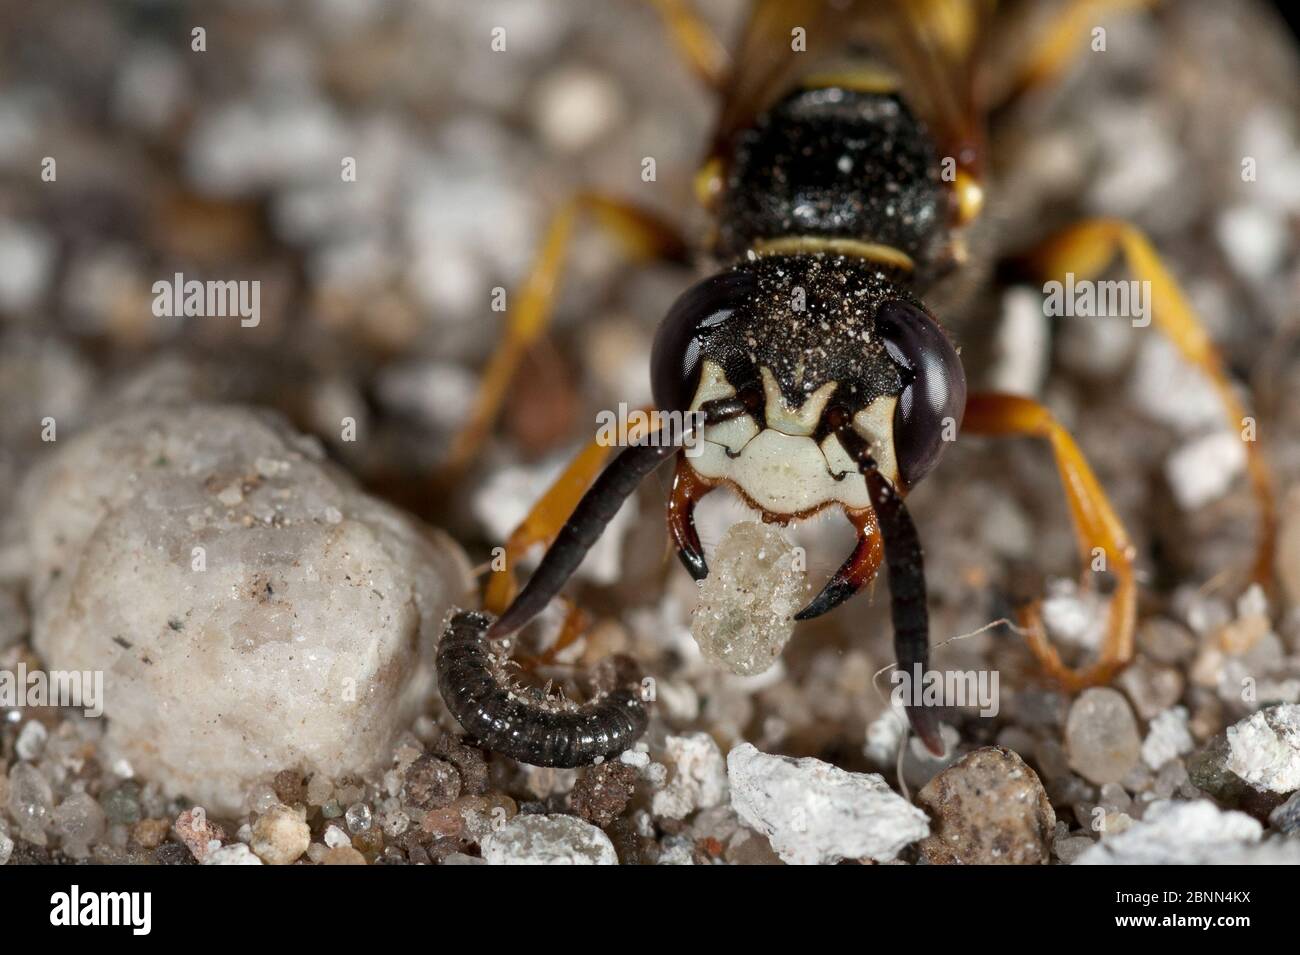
[647, 0, 731, 89]
[484, 405, 666, 614]
[445, 194, 687, 474]
[964, 392, 1138, 691]
[516, 602, 591, 669]
[1031, 218, 1275, 587]
[996, 0, 1157, 102]
[484, 438, 615, 614]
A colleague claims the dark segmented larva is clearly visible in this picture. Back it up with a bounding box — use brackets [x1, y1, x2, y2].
[436, 609, 649, 768]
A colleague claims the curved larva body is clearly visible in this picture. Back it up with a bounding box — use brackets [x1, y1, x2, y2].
[436, 610, 649, 768]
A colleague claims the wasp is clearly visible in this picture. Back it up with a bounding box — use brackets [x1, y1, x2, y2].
[437, 0, 1275, 767]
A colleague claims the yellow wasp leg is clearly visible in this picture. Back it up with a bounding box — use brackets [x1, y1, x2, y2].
[1003, 0, 1157, 98]
[1031, 218, 1275, 588]
[964, 392, 1138, 691]
[484, 406, 665, 615]
[647, 0, 731, 89]
[445, 195, 686, 474]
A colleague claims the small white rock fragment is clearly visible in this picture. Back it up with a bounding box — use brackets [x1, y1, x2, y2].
[651, 733, 728, 820]
[863, 710, 906, 769]
[618, 746, 651, 769]
[1141, 706, 1195, 769]
[53, 792, 106, 860]
[250, 803, 311, 865]
[203, 843, 264, 866]
[1075, 799, 1300, 865]
[691, 522, 806, 676]
[1225, 704, 1300, 794]
[532, 65, 624, 153]
[1066, 688, 1142, 785]
[727, 743, 928, 865]
[15, 721, 47, 761]
[481, 813, 617, 866]
[1165, 430, 1246, 511]
[988, 287, 1049, 396]
[0, 219, 56, 311]
[1128, 337, 1223, 435]
[1040, 579, 1107, 652]
[6, 762, 54, 845]
[1216, 204, 1288, 280]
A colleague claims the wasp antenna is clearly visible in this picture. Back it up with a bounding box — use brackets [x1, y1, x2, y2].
[833, 427, 943, 756]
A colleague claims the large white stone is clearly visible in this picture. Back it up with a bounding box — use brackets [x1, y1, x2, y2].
[1075, 799, 1300, 865]
[727, 742, 928, 865]
[21, 404, 473, 816]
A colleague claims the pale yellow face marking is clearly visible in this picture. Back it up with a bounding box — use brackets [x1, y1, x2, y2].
[759, 368, 837, 437]
[852, 396, 900, 487]
[687, 361, 901, 515]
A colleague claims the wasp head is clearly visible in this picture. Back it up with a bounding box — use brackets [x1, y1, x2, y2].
[652, 253, 964, 516]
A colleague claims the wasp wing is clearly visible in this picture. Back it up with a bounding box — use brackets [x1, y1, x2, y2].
[710, 0, 996, 177]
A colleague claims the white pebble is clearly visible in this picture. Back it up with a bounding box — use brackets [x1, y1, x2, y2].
[1075, 799, 1300, 864]
[20, 404, 473, 815]
[1128, 336, 1223, 435]
[1225, 704, 1300, 794]
[1165, 430, 1246, 511]
[1141, 706, 1194, 769]
[651, 733, 728, 820]
[15, 721, 47, 761]
[727, 743, 928, 865]
[481, 814, 617, 866]
[532, 66, 624, 153]
[250, 804, 310, 865]
[618, 747, 650, 769]
[0, 220, 55, 311]
[203, 843, 264, 866]
[1216, 204, 1288, 280]
[988, 288, 1049, 396]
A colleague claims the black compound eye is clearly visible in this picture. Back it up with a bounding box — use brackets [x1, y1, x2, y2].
[650, 271, 755, 415]
[876, 299, 965, 488]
